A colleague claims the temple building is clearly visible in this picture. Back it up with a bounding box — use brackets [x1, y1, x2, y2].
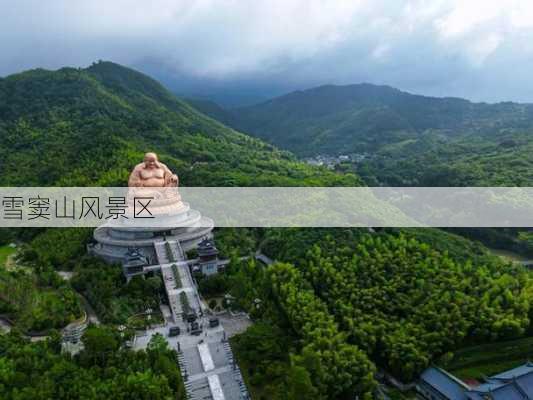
[417, 363, 533, 400]
[193, 238, 229, 276]
[61, 313, 88, 355]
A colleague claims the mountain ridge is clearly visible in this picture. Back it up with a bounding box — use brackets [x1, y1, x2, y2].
[183, 81, 533, 185]
[0, 61, 360, 187]
[187, 82, 533, 156]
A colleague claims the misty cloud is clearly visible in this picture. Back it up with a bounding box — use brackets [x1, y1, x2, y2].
[3, 0, 533, 103]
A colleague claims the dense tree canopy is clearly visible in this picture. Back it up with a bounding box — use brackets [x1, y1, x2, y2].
[281, 233, 533, 381]
[269, 262, 377, 399]
[0, 330, 185, 400]
[0, 62, 361, 187]
[0, 265, 82, 332]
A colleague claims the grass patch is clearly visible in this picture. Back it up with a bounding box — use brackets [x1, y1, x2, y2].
[385, 388, 418, 400]
[451, 360, 529, 381]
[380, 138, 418, 153]
[444, 336, 533, 380]
[127, 311, 165, 330]
[487, 247, 529, 263]
[0, 245, 16, 268]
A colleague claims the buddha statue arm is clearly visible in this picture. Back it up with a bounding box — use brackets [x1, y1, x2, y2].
[162, 163, 179, 187]
[128, 164, 144, 187]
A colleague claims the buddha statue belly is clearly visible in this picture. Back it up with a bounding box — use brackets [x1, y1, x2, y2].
[139, 167, 166, 187]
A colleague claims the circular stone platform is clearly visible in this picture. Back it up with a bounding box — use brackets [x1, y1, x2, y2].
[89, 200, 214, 266]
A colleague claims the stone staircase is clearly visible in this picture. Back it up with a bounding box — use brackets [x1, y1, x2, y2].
[168, 240, 185, 261]
[223, 341, 249, 398]
[154, 240, 185, 265]
[177, 351, 187, 379]
[154, 242, 169, 264]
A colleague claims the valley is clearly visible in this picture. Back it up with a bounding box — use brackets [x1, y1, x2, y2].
[189, 84, 533, 186]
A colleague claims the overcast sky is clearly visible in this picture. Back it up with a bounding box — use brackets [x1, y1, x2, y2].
[3, 0, 533, 104]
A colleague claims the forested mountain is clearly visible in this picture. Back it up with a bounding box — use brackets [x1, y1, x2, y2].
[190, 84, 533, 185]
[184, 97, 238, 127]
[357, 129, 533, 186]
[217, 84, 533, 154]
[0, 61, 359, 187]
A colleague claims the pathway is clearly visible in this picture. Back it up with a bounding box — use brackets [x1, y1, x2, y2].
[134, 240, 249, 400]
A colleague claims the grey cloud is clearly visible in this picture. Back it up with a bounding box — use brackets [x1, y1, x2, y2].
[2, 0, 533, 104]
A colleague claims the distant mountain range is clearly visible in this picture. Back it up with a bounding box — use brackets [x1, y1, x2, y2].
[189, 83, 533, 155]
[187, 84, 533, 185]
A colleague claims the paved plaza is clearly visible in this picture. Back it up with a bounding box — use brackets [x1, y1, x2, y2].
[133, 259, 249, 400]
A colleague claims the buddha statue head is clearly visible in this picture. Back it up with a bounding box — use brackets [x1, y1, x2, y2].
[128, 152, 179, 188]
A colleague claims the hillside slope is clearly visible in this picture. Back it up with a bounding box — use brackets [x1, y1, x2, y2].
[0, 62, 360, 186]
[227, 83, 533, 156]
[188, 83, 533, 185]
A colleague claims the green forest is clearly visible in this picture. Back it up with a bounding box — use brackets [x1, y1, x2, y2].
[0, 327, 185, 399]
[355, 131, 533, 186]
[227, 229, 533, 398]
[0, 264, 82, 332]
[201, 84, 532, 154]
[0, 62, 362, 400]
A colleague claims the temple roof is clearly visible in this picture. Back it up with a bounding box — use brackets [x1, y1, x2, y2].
[491, 362, 533, 380]
[420, 367, 469, 400]
[420, 363, 533, 400]
[198, 238, 218, 256]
